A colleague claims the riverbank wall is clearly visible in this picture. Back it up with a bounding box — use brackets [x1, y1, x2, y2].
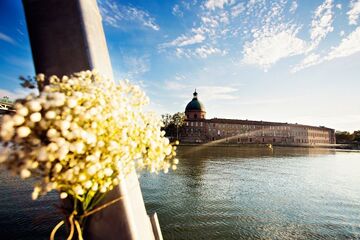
[179, 142, 359, 150]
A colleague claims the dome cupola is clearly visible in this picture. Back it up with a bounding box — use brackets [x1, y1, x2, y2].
[185, 90, 206, 120]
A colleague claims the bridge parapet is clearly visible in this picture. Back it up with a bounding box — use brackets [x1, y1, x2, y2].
[0, 101, 15, 114]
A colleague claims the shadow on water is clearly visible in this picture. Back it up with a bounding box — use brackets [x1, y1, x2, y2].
[0, 170, 66, 240]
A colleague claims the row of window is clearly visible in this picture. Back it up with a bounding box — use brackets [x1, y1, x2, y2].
[186, 122, 204, 127]
[208, 137, 329, 144]
[185, 122, 331, 138]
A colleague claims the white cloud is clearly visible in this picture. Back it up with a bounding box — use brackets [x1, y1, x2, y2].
[194, 46, 222, 58]
[0, 88, 37, 101]
[242, 27, 307, 71]
[340, 30, 345, 36]
[160, 0, 235, 58]
[204, 0, 234, 10]
[291, 53, 322, 73]
[165, 81, 187, 90]
[326, 26, 360, 60]
[172, 4, 183, 17]
[173, 45, 224, 59]
[289, 1, 298, 14]
[336, 4, 342, 9]
[231, 2, 245, 17]
[201, 16, 219, 28]
[161, 33, 205, 48]
[178, 85, 239, 101]
[175, 74, 186, 81]
[98, 0, 160, 31]
[0, 32, 15, 45]
[309, 0, 334, 50]
[197, 86, 239, 100]
[292, 26, 360, 72]
[347, 0, 360, 25]
[239, 0, 308, 71]
[175, 48, 190, 58]
[121, 55, 150, 79]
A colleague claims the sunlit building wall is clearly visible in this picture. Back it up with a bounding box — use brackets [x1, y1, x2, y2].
[181, 91, 336, 145]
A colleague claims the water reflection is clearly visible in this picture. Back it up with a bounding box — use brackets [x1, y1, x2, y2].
[0, 171, 65, 240]
[0, 147, 359, 240]
[141, 146, 360, 240]
[180, 145, 335, 159]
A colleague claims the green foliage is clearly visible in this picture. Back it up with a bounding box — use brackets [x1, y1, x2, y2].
[172, 112, 185, 128]
[161, 114, 173, 128]
[0, 96, 13, 103]
[162, 112, 186, 140]
[19, 75, 37, 89]
[335, 130, 360, 143]
[353, 131, 360, 142]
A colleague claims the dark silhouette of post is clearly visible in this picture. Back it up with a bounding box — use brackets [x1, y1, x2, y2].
[22, 0, 161, 239]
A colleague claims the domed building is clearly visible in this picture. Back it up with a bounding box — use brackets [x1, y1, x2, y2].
[179, 90, 336, 145]
[185, 90, 206, 120]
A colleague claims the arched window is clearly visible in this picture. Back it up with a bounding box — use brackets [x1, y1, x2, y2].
[194, 114, 197, 119]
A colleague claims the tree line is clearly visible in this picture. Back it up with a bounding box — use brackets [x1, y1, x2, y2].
[161, 112, 185, 140]
[335, 130, 360, 144]
[0, 96, 13, 103]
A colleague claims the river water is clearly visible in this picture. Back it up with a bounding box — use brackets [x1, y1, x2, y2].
[0, 146, 360, 239]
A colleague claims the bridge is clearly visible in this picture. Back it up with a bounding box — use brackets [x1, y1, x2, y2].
[0, 101, 15, 114]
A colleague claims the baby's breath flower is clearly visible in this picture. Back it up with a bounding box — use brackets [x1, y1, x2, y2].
[84, 181, 92, 189]
[13, 115, 25, 126]
[28, 100, 42, 112]
[104, 168, 113, 176]
[87, 165, 97, 176]
[17, 126, 31, 138]
[91, 183, 99, 191]
[30, 112, 42, 122]
[45, 110, 56, 119]
[60, 192, 68, 199]
[47, 128, 58, 138]
[0, 70, 177, 201]
[67, 98, 77, 108]
[32, 186, 41, 200]
[54, 163, 62, 173]
[20, 169, 31, 178]
[38, 147, 48, 161]
[100, 186, 107, 193]
[60, 121, 70, 131]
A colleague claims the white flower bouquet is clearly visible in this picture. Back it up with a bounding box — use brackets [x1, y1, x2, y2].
[0, 70, 178, 239]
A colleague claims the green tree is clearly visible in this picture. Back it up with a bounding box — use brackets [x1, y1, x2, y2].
[172, 112, 185, 140]
[19, 75, 37, 89]
[335, 131, 354, 143]
[353, 130, 360, 142]
[161, 113, 173, 128]
[0, 96, 12, 103]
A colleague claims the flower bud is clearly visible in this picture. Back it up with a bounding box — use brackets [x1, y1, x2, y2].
[30, 112, 42, 122]
[17, 126, 31, 138]
[60, 192, 68, 199]
[20, 169, 31, 178]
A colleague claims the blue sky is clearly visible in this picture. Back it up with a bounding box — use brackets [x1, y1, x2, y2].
[0, 0, 360, 132]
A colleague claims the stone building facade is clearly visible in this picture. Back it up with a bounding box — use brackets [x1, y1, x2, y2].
[180, 91, 336, 145]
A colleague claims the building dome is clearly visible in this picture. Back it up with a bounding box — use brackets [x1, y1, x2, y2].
[185, 90, 205, 112]
[185, 90, 206, 120]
